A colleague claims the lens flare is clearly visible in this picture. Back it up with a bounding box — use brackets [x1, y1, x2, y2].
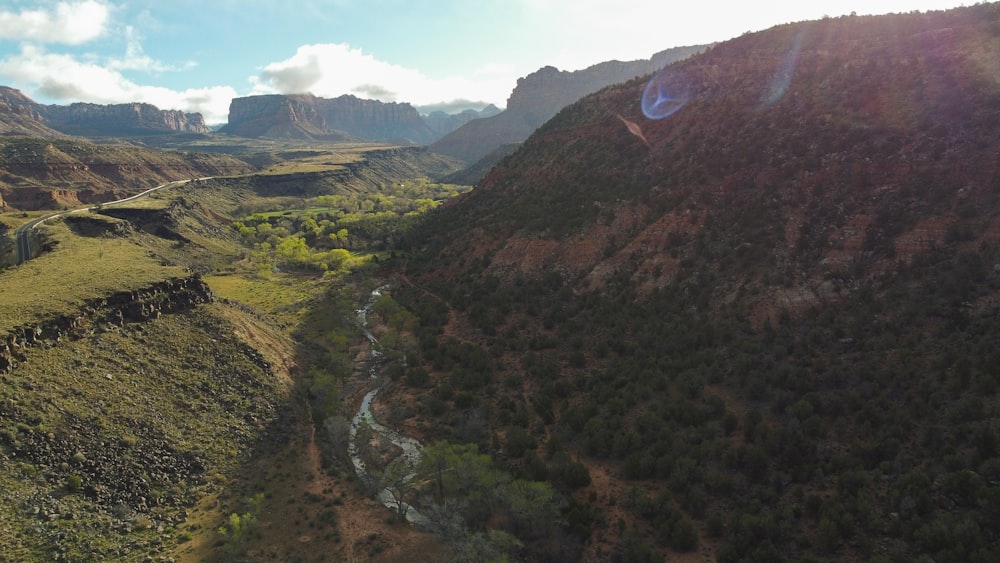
[761, 27, 806, 107]
[616, 114, 650, 147]
[641, 68, 691, 120]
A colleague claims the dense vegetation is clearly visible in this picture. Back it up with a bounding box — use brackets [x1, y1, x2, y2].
[393, 240, 1000, 562]
[230, 178, 470, 274]
[387, 5, 1000, 562]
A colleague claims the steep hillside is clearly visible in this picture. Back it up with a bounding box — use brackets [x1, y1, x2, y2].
[0, 87, 69, 138]
[421, 7, 1000, 296]
[429, 44, 708, 165]
[395, 5, 1000, 562]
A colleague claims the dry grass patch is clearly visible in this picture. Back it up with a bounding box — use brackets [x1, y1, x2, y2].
[257, 144, 397, 176]
[204, 272, 326, 327]
[0, 216, 185, 331]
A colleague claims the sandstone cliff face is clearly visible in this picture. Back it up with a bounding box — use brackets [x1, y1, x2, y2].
[221, 94, 333, 139]
[42, 102, 210, 134]
[0, 86, 44, 120]
[0, 86, 67, 136]
[0, 86, 210, 135]
[430, 44, 709, 165]
[222, 93, 436, 143]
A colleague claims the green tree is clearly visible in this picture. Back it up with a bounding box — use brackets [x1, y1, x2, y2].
[275, 236, 311, 268]
[217, 494, 263, 559]
[450, 530, 522, 563]
[374, 457, 417, 522]
[499, 479, 560, 540]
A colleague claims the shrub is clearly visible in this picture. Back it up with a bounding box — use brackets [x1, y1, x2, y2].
[65, 474, 83, 493]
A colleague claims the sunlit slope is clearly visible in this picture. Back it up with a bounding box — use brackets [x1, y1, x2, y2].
[0, 137, 253, 210]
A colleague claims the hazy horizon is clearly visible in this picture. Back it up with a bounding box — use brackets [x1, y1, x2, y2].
[0, 0, 977, 124]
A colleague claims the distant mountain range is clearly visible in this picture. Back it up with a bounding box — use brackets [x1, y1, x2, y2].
[1, 44, 707, 159]
[0, 86, 209, 137]
[429, 44, 710, 167]
[218, 93, 499, 144]
[2, 43, 708, 157]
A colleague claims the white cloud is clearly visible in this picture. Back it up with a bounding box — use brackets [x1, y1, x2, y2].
[0, 0, 109, 45]
[107, 26, 196, 73]
[252, 43, 514, 109]
[518, 0, 977, 72]
[0, 44, 236, 124]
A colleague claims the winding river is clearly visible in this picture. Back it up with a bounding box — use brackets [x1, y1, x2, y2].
[348, 285, 429, 527]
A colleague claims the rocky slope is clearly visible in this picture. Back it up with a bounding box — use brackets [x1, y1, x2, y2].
[0, 276, 214, 373]
[0, 86, 209, 136]
[0, 137, 253, 211]
[0, 273, 291, 562]
[429, 44, 709, 165]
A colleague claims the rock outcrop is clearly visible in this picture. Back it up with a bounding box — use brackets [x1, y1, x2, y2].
[430, 44, 710, 165]
[0, 86, 210, 136]
[0, 86, 67, 137]
[221, 93, 437, 143]
[0, 276, 214, 373]
[0, 86, 44, 121]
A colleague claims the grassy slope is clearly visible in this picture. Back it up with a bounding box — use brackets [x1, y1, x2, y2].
[0, 218, 188, 331]
[0, 179, 294, 561]
[0, 304, 292, 561]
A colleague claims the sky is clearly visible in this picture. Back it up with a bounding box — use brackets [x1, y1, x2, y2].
[0, 0, 976, 125]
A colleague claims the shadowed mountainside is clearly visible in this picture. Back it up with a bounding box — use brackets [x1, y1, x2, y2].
[396, 5, 1000, 561]
[420, 8, 1000, 295]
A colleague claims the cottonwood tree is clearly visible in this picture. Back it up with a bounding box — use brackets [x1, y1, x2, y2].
[374, 457, 416, 522]
[416, 441, 565, 557]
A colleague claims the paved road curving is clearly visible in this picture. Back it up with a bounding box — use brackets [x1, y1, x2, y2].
[13, 178, 210, 265]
